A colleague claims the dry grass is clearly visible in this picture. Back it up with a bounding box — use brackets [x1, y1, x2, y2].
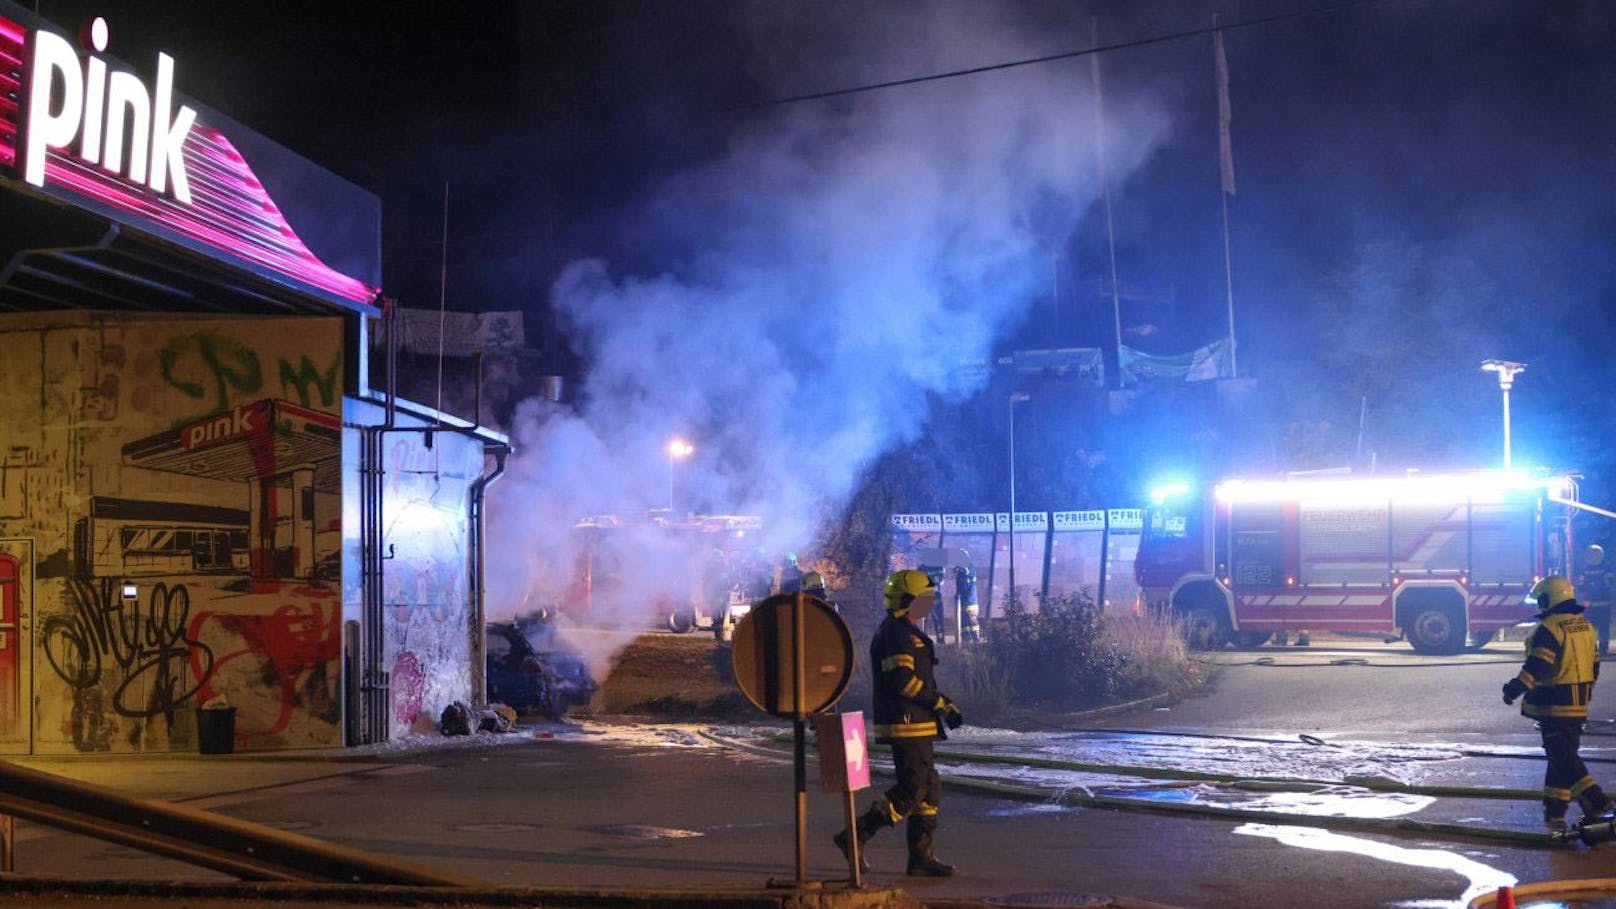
[588, 635, 754, 719]
[588, 608, 1208, 728]
[1104, 610, 1208, 701]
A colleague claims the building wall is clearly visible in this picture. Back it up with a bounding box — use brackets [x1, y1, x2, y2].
[0, 311, 346, 753]
[342, 398, 484, 740]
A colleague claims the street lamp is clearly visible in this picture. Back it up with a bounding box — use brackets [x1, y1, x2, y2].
[1007, 393, 1030, 611]
[1480, 360, 1526, 469]
[665, 437, 694, 514]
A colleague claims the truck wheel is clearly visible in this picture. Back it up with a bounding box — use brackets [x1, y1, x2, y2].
[666, 607, 696, 634]
[1407, 606, 1466, 655]
[1466, 630, 1496, 650]
[1231, 631, 1272, 649]
[1180, 603, 1230, 650]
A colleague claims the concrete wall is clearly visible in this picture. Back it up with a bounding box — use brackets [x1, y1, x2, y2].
[0, 311, 346, 753]
[341, 398, 484, 740]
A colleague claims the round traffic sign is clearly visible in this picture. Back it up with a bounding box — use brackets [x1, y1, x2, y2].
[731, 593, 854, 718]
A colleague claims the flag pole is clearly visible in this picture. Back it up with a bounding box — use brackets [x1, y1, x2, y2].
[1092, 17, 1124, 387]
[1214, 16, 1238, 378]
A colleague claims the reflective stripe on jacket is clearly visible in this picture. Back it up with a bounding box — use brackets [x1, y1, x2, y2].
[1519, 601, 1601, 719]
[871, 614, 945, 742]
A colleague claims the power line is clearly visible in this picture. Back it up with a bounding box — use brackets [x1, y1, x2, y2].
[727, 0, 1406, 111]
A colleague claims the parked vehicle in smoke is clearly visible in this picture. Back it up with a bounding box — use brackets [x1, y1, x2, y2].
[1135, 469, 1584, 655]
[485, 617, 595, 718]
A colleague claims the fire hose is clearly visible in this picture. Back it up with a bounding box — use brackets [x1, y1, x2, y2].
[705, 729, 1568, 848]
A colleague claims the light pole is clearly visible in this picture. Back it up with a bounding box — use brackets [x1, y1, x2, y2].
[1007, 393, 1030, 610]
[1480, 360, 1525, 468]
[665, 437, 694, 514]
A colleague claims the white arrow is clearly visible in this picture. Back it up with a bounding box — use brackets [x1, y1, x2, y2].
[846, 723, 866, 772]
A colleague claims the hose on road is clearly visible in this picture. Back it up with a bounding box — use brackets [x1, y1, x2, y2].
[703, 730, 1562, 849]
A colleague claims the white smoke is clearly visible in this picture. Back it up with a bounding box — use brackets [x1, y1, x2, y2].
[487, 3, 1172, 650]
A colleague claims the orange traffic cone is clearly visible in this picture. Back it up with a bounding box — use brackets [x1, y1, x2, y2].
[1494, 885, 1516, 909]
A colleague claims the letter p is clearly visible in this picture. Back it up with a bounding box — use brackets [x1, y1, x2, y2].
[22, 29, 84, 189]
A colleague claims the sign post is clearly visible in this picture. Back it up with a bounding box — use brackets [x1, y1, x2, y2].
[814, 710, 871, 887]
[732, 592, 854, 889]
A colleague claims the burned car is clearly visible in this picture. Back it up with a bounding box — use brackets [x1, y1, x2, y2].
[485, 617, 595, 719]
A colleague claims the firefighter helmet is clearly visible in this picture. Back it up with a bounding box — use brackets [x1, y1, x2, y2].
[884, 569, 936, 615]
[802, 570, 826, 593]
[1531, 575, 1576, 611]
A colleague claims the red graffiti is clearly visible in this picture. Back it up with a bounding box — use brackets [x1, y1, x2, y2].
[391, 650, 424, 726]
[187, 601, 341, 739]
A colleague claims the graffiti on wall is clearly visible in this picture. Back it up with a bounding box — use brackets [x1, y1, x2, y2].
[159, 329, 342, 417]
[381, 431, 476, 735]
[43, 578, 213, 718]
[4, 315, 349, 753]
[188, 598, 342, 740]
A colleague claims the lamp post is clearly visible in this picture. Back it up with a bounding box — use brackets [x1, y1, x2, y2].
[1480, 360, 1525, 469]
[665, 437, 694, 514]
[1007, 393, 1030, 610]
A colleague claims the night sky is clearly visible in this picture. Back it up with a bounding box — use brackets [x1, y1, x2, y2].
[24, 1, 1616, 577]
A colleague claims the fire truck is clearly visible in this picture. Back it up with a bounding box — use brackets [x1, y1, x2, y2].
[1134, 469, 1582, 654]
[565, 513, 766, 633]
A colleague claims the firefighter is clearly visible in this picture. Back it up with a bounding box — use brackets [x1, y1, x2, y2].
[1502, 575, 1614, 835]
[777, 553, 805, 594]
[954, 565, 982, 643]
[801, 570, 839, 612]
[834, 569, 961, 877]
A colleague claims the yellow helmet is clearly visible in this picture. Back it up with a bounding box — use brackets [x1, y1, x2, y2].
[1531, 575, 1576, 611]
[884, 569, 936, 614]
[802, 570, 826, 592]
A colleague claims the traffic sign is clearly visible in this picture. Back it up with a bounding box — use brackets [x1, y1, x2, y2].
[731, 593, 853, 719]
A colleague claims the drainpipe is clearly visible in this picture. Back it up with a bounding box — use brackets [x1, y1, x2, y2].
[384, 295, 398, 429]
[469, 442, 510, 705]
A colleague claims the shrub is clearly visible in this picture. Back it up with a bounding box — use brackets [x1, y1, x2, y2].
[988, 590, 1126, 709]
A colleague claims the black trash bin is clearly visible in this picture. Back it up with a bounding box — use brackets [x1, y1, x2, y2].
[197, 706, 237, 755]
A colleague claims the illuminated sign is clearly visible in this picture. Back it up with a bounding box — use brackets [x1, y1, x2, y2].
[23, 17, 196, 202]
[0, 13, 379, 311]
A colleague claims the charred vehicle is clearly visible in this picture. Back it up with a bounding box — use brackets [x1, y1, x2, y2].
[485, 618, 595, 718]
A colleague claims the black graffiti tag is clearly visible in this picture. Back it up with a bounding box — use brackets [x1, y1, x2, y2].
[43, 579, 215, 717]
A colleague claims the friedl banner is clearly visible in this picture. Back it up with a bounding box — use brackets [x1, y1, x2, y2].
[1119, 339, 1231, 385]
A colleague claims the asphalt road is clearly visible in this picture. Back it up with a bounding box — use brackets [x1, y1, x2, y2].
[12, 634, 1616, 908]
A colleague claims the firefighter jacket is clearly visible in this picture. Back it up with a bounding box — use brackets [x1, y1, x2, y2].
[1517, 600, 1601, 720]
[871, 613, 948, 743]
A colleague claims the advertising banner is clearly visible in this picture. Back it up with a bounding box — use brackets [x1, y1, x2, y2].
[1104, 509, 1146, 614]
[1048, 510, 1105, 602]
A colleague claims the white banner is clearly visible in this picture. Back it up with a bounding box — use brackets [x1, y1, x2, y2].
[1053, 510, 1107, 532]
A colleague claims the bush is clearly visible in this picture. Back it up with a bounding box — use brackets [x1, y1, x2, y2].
[988, 590, 1126, 708]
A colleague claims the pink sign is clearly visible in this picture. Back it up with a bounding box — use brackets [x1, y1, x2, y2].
[841, 711, 870, 791]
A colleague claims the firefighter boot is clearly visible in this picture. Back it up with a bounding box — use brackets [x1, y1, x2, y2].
[834, 801, 888, 874]
[905, 815, 955, 878]
[1579, 788, 1614, 822]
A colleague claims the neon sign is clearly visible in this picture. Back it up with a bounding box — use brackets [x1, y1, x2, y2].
[0, 13, 380, 310]
[23, 17, 196, 202]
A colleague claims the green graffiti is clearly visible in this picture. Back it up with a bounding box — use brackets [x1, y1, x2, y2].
[159, 332, 263, 413]
[278, 354, 342, 407]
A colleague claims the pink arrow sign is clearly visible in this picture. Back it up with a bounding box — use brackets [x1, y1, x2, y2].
[842, 711, 870, 791]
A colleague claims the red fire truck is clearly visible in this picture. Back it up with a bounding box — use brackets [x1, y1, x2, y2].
[1134, 470, 1580, 654]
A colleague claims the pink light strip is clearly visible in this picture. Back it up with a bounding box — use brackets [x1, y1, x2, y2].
[0, 12, 379, 308]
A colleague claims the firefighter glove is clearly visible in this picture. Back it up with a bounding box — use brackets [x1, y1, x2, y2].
[1502, 678, 1527, 705]
[942, 700, 964, 730]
